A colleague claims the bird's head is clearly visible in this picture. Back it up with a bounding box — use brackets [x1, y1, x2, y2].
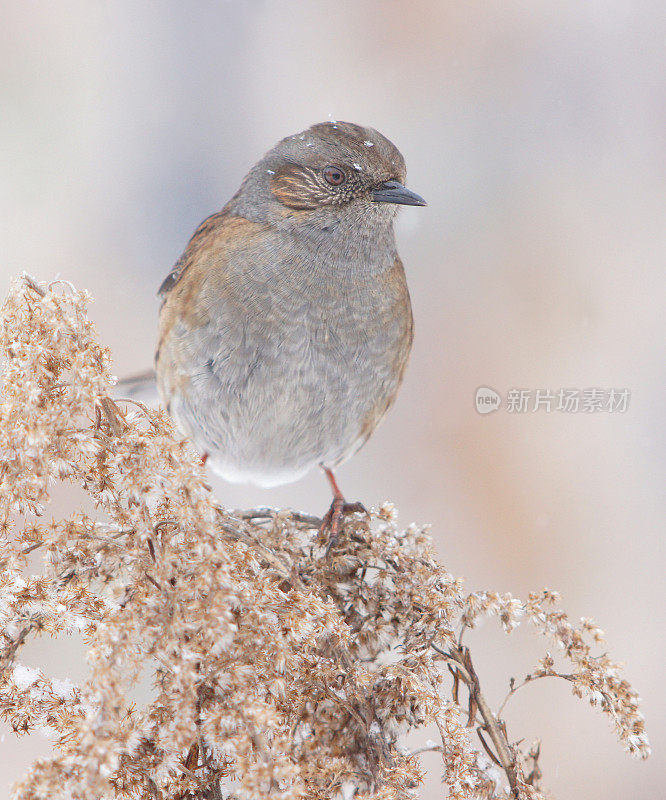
[229, 121, 425, 231]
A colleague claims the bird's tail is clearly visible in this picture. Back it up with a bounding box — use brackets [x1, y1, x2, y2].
[112, 369, 160, 405]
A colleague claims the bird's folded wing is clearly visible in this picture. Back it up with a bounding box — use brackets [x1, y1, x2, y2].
[158, 210, 230, 300]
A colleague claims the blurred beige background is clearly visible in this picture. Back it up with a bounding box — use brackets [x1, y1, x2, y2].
[1, 1, 664, 797]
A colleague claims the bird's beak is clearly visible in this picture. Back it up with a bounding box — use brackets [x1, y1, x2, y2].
[372, 180, 427, 207]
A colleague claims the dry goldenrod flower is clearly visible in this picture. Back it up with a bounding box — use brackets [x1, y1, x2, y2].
[0, 276, 650, 800]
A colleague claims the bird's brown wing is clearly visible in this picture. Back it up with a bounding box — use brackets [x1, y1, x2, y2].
[158, 210, 230, 300]
[155, 212, 274, 374]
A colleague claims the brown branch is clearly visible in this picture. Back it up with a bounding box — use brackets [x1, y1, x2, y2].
[236, 507, 323, 527]
[433, 643, 522, 799]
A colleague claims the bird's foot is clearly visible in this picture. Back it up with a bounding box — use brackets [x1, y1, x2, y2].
[319, 498, 367, 553]
[318, 466, 368, 553]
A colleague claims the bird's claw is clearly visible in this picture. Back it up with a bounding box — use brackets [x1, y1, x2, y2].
[319, 499, 368, 553]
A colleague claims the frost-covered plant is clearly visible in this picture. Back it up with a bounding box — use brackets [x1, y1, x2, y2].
[0, 276, 650, 800]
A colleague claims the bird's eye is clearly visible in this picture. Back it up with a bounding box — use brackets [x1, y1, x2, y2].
[323, 166, 346, 186]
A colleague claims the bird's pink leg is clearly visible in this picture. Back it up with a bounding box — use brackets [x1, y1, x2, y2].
[320, 467, 366, 548]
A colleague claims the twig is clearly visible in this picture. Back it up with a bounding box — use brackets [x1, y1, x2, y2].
[497, 671, 576, 718]
[236, 507, 323, 527]
[433, 643, 522, 799]
[98, 397, 127, 437]
[22, 273, 46, 297]
[145, 572, 162, 591]
[408, 743, 443, 757]
[458, 620, 468, 646]
[525, 741, 542, 787]
[47, 278, 77, 295]
[177, 763, 208, 791]
[477, 727, 502, 766]
[111, 396, 158, 424]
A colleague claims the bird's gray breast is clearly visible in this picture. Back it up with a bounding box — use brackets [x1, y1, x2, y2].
[172, 236, 409, 485]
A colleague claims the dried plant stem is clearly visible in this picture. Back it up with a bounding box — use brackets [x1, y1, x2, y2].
[497, 672, 575, 718]
[434, 644, 521, 798]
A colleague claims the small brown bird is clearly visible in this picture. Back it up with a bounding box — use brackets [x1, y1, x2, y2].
[156, 121, 426, 535]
